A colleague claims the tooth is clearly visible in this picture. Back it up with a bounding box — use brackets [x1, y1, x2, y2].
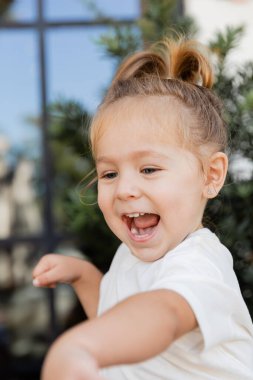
[126, 212, 148, 218]
[128, 213, 140, 218]
[131, 227, 138, 234]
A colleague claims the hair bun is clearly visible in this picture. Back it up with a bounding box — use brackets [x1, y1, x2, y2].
[113, 37, 214, 89]
[157, 38, 213, 88]
[112, 51, 167, 83]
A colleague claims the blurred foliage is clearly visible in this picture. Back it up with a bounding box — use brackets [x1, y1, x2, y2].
[206, 26, 253, 317]
[209, 25, 245, 65]
[97, 25, 141, 63]
[97, 0, 196, 65]
[138, 0, 196, 45]
[48, 1, 253, 316]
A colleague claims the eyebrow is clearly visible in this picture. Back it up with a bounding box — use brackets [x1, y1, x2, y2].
[96, 150, 170, 164]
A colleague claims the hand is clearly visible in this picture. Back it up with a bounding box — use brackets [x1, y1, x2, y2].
[32, 254, 85, 288]
[33, 254, 103, 318]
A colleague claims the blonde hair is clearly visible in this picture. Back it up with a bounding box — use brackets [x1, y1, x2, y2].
[90, 37, 227, 161]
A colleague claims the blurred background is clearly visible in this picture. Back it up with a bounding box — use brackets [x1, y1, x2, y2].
[0, 0, 252, 379]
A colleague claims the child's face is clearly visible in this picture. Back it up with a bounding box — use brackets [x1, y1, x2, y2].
[95, 97, 207, 262]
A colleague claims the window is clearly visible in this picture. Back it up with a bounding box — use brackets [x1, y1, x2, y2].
[0, 1, 139, 378]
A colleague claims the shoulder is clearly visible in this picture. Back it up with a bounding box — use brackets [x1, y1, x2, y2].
[150, 229, 253, 350]
[176, 227, 230, 257]
[160, 228, 234, 280]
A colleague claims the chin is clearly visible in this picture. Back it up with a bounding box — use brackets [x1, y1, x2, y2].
[131, 246, 167, 262]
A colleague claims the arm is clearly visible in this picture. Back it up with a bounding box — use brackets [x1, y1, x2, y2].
[42, 289, 197, 379]
[72, 260, 103, 318]
[32, 254, 103, 318]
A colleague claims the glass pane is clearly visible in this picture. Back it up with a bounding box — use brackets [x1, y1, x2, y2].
[0, 31, 43, 238]
[0, 0, 36, 22]
[47, 27, 114, 111]
[45, 0, 140, 20]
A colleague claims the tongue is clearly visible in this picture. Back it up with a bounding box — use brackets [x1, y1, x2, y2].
[133, 214, 159, 229]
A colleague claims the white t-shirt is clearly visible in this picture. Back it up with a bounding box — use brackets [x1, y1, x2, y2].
[98, 228, 253, 380]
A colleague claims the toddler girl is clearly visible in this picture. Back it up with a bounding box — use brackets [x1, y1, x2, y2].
[33, 37, 253, 379]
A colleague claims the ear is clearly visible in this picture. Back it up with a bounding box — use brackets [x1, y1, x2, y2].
[203, 152, 228, 199]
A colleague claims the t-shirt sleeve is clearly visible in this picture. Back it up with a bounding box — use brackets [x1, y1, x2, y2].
[149, 250, 242, 351]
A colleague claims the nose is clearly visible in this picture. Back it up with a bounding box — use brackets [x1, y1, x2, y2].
[115, 174, 141, 201]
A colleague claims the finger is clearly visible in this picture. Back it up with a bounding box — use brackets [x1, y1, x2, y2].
[33, 267, 59, 287]
[33, 255, 57, 278]
[33, 278, 56, 288]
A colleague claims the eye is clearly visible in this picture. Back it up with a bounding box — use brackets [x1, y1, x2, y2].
[141, 167, 160, 175]
[100, 171, 118, 180]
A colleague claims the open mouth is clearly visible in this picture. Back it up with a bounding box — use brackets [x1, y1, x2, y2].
[122, 212, 160, 241]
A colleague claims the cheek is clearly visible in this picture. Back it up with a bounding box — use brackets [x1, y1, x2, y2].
[97, 184, 106, 213]
[155, 174, 202, 208]
[97, 184, 113, 216]
[97, 188, 120, 235]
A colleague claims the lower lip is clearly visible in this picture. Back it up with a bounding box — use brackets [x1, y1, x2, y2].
[126, 222, 159, 243]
